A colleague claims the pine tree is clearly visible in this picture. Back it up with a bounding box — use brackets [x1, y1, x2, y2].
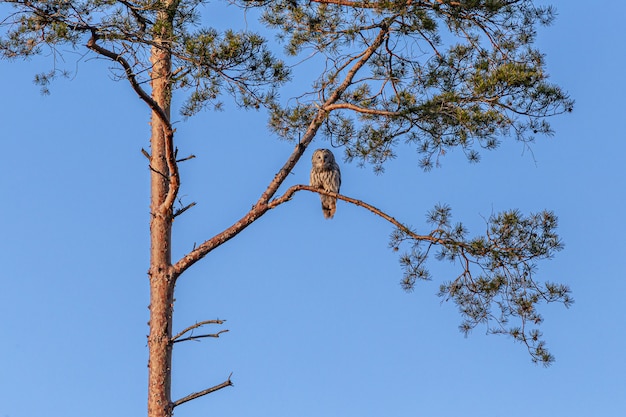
[0, 2, 574, 416]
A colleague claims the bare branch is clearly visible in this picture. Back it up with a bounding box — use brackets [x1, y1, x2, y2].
[161, 122, 179, 216]
[172, 329, 230, 344]
[86, 32, 179, 219]
[148, 164, 169, 180]
[172, 374, 234, 408]
[307, 0, 464, 8]
[172, 25, 392, 279]
[172, 319, 227, 341]
[86, 33, 170, 130]
[176, 154, 196, 163]
[173, 202, 197, 218]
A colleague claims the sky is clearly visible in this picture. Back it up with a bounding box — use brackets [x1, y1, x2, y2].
[1, 2, 625, 417]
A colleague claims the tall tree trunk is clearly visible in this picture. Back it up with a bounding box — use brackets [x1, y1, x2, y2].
[147, 5, 175, 417]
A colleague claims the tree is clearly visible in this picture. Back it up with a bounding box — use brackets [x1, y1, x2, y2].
[0, 1, 574, 417]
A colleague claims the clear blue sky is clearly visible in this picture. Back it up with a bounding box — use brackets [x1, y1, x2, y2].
[1, 2, 625, 417]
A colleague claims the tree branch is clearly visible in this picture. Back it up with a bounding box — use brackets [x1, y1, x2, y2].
[171, 24, 392, 279]
[171, 374, 233, 408]
[87, 32, 179, 219]
[172, 329, 229, 344]
[161, 121, 179, 215]
[269, 184, 449, 246]
[308, 0, 464, 8]
[118, 0, 153, 32]
[324, 103, 401, 117]
[86, 32, 170, 130]
[172, 319, 227, 341]
[176, 154, 196, 163]
[173, 202, 197, 218]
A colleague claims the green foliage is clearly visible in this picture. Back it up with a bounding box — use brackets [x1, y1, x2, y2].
[179, 28, 289, 115]
[0, 0, 288, 112]
[248, 0, 573, 171]
[390, 205, 572, 365]
[0, 0, 573, 364]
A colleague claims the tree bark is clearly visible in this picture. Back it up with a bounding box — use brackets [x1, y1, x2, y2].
[147, 5, 175, 417]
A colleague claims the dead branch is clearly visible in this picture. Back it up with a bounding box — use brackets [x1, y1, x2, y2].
[173, 202, 197, 218]
[172, 374, 234, 408]
[308, 0, 464, 8]
[172, 319, 227, 341]
[86, 32, 170, 129]
[172, 329, 230, 344]
[87, 32, 179, 219]
[148, 164, 169, 180]
[176, 154, 196, 163]
[171, 25, 392, 280]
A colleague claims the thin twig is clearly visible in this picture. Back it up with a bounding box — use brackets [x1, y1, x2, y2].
[173, 202, 197, 218]
[148, 165, 168, 180]
[172, 329, 230, 344]
[171, 24, 392, 279]
[172, 319, 226, 341]
[176, 154, 196, 163]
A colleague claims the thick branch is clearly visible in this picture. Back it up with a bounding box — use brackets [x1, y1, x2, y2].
[308, 0, 463, 8]
[87, 32, 178, 217]
[269, 184, 449, 246]
[256, 25, 392, 207]
[161, 121, 179, 215]
[324, 103, 401, 117]
[172, 374, 233, 408]
[86, 34, 178, 217]
[171, 25, 392, 279]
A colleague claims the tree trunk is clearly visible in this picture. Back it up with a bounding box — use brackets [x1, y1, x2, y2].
[147, 6, 175, 417]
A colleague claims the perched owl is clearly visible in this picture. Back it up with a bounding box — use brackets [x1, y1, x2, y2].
[310, 148, 342, 219]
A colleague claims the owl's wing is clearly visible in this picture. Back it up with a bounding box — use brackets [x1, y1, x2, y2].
[330, 165, 341, 193]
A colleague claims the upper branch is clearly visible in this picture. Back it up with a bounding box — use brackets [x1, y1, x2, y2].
[256, 23, 392, 206]
[324, 103, 401, 117]
[172, 319, 227, 341]
[171, 24, 392, 279]
[86, 32, 170, 129]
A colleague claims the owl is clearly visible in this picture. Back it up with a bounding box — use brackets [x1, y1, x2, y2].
[310, 148, 342, 219]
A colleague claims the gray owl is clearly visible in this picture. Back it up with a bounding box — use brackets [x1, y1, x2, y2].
[310, 148, 342, 219]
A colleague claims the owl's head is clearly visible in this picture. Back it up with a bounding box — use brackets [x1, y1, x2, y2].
[312, 148, 336, 168]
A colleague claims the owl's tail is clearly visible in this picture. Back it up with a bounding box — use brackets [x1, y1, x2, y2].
[321, 195, 337, 219]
